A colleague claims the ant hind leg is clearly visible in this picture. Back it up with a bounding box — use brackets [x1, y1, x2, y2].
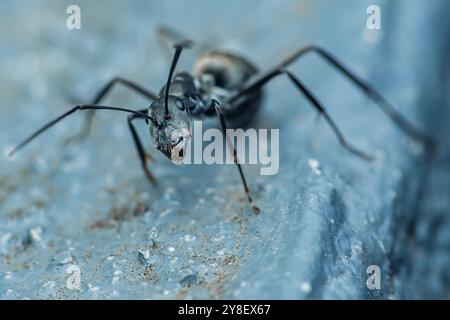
[232, 68, 375, 161]
[231, 45, 433, 150]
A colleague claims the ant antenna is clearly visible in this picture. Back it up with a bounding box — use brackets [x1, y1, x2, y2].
[164, 41, 192, 119]
[8, 105, 156, 156]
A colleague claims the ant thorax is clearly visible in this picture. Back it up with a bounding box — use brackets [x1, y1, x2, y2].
[194, 73, 234, 107]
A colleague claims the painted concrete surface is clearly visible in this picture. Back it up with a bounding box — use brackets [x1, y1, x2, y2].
[0, 0, 449, 299]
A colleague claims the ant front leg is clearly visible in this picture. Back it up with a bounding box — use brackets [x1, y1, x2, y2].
[212, 100, 260, 214]
[66, 77, 158, 145]
[127, 109, 158, 185]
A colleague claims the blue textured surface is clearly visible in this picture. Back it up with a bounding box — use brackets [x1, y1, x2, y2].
[1, 0, 449, 299]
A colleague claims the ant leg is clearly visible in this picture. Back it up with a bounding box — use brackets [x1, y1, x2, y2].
[66, 77, 158, 144]
[231, 45, 433, 149]
[127, 110, 158, 185]
[212, 100, 260, 214]
[236, 69, 374, 160]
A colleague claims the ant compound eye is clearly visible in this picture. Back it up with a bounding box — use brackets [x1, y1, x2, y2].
[175, 99, 185, 110]
[178, 149, 184, 158]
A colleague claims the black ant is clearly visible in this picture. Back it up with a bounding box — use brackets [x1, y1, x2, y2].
[8, 26, 433, 214]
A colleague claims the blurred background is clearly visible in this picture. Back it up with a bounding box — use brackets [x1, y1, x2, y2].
[0, 0, 449, 299]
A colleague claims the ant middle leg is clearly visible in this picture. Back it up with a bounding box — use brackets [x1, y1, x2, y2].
[127, 109, 158, 185]
[65, 77, 158, 145]
[233, 68, 374, 161]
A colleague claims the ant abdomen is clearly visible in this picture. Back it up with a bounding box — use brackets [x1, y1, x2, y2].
[193, 51, 257, 89]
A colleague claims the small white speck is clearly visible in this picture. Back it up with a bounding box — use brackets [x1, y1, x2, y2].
[139, 249, 151, 261]
[29, 226, 43, 242]
[54, 250, 75, 265]
[88, 284, 99, 292]
[3, 146, 15, 160]
[212, 234, 225, 242]
[182, 234, 196, 242]
[168, 246, 175, 252]
[43, 281, 56, 289]
[407, 139, 425, 155]
[147, 227, 159, 240]
[160, 208, 173, 217]
[164, 187, 176, 200]
[308, 158, 322, 175]
[299, 281, 312, 293]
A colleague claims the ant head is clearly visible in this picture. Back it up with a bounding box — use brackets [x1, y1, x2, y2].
[148, 95, 191, 164]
